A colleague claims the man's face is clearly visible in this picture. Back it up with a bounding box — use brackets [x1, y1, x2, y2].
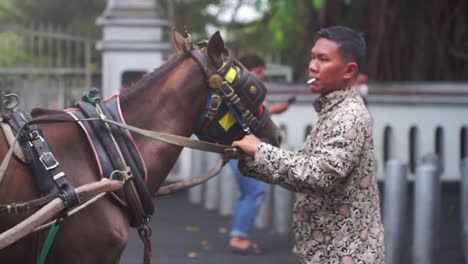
[249, 66, 266, 80]
[308, 38, 351, 94]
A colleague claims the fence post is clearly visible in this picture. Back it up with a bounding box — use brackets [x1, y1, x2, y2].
[84, 40, 92, 89]
[203, 152, 220, 210]
[218, 162, 237, 216]
[272, 143, 294, 235]
[383, 159, 408, 264]
[188, 148, 204, 204]
[461, 158, 468, 264]
[255, 185, 272, 229]
[272, 185, 293, 235]
[421, 153, 442, 252]
[413, 153, 441, 264]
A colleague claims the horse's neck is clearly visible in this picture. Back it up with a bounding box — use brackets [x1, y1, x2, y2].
[119, 60, 208, 194]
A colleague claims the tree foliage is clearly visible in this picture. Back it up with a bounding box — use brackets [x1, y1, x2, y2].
[1, 0, 466, 81]
[158, 0, 224, 40]
[229, 0, 468, 81]
[0, 0, 106, 37]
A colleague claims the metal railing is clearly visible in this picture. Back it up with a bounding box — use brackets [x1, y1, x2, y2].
[0, 24, 100, 109]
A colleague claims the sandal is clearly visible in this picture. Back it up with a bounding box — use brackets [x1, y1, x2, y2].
[230, 242, 263, 255]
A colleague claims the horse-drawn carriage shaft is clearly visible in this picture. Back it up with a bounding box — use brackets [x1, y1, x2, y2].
[0, 30, 281, 263]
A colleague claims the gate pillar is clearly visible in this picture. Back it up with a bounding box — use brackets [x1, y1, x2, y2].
[96, 0, 171, 97]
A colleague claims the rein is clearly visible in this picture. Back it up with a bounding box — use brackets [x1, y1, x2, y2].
[0, 116, 240, 194]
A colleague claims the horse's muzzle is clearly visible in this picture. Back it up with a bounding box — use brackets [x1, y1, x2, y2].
[256, 116, 282, 147]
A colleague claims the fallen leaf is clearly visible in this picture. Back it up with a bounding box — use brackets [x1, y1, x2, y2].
[217, 227, 227, 234]
[187, 251, 198, 258]
[185, 225, 201, 233]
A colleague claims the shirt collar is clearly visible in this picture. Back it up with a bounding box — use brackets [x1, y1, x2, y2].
[313, 87, 357, 113]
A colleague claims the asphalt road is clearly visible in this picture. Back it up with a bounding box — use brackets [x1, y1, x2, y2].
[120, 183, 465, 264]
[120, 191, 298, 264]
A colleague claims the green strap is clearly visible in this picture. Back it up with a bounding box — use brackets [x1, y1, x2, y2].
[82, 91, 97, 104]
[37, 222, 60, 264]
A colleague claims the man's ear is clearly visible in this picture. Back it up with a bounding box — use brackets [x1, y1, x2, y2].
[172, 28, 186, 54]
[207, 31, 224, 67]
[343, 62, 358, 81]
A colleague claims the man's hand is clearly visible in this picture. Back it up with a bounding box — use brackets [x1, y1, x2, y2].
[232, 134, 262, 156]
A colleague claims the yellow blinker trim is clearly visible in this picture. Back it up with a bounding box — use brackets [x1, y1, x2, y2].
[224, 67, 237, 84]
[218, 112, 237, 131]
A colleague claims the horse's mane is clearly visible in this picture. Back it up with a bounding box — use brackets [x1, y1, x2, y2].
[120, 52, 191, 103]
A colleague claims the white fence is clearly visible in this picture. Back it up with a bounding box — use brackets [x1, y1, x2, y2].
[170, 82, 468, 182]
[0, 24, 99, 110]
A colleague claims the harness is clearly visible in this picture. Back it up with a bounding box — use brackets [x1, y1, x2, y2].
[1, 93, 79, 210]
[68, 93, 153, 228]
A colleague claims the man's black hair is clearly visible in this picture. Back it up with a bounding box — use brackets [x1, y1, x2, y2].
[314, 26, 366, 73]
[238, 53, 265, 70]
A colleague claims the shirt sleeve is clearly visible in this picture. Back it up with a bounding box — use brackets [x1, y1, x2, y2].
[240, 113, 367, 193]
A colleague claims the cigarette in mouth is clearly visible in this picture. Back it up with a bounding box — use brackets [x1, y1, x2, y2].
[307, 78, 316, 85]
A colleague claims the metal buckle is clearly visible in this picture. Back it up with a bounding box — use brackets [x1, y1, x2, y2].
[209, 94, 222, 111]
[220, 82, 235, 98]
[39, 152, 59, 170]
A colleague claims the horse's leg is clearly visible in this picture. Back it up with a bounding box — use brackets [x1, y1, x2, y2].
[48, 198, 129, 264]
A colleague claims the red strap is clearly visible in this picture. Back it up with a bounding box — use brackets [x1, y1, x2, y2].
[138, 225, 152, 264]
[256, 104, 265, 118]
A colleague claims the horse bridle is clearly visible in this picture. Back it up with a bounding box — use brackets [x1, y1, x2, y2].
[184, 35, 270, 142]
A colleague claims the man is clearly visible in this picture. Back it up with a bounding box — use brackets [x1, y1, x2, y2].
[229, 53, 289, 255]
[352, 72, 369, 105]
[233, 26, 385, 263]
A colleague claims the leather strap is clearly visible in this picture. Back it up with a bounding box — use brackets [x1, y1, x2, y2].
[100, 118, 241, 158]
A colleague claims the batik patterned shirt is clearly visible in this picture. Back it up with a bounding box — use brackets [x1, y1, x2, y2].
[240, 88, 385, 263]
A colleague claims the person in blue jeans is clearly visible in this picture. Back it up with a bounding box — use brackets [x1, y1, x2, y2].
[229, 54, 289, 254]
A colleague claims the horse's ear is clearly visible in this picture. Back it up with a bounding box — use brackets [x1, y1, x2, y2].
[207, 31, 224, 67]
[172, 28, 185, 54]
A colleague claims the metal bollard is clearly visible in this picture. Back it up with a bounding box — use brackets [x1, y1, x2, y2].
[272, 185, 293, 235]
[421, 152, 442, 174]
[218, 161, 237, 216]
[461, 158, 468, 264]
[421, 153, 442, 254]
[203, 152, 220, 210]
[383, 159, 408, 264]
[188, 149, 204, 204]
[412, 163, 440, 264]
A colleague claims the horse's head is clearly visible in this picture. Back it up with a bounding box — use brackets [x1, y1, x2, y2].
[172, 30, 282, 148]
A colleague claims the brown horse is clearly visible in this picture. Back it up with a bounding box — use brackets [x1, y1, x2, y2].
[0, 30, 281, 263]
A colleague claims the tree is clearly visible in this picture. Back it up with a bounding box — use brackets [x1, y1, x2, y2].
[1, 0, 466, 81]
[0, 0, 106, 37]
[226, 0, 468, 81]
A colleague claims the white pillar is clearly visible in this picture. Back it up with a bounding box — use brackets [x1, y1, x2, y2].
[96, 0, 171, 98]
